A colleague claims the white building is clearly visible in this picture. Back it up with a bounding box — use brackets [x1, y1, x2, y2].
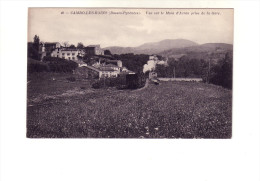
[51, 48, 84, 61]
[99, 69, 119, 78]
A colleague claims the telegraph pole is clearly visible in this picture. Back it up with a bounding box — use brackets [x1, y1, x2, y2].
[207, 58, 211, 84]
[174, 66, 176, 78]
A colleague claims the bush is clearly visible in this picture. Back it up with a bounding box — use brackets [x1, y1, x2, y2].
[126, 73, 146, 89]
[27, 58, 50, 73]
[210, 52, 233, 89]
[43, 56, 78, 73]
[92, 77, 125, 89]
[92, 81, 102, 89]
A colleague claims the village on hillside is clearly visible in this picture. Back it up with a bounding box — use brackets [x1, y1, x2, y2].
[27, 39, 174, 86]
[29, 41, 134, 78]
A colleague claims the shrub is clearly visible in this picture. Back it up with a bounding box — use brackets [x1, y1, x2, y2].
[126, 73, 146, 89]
[92, 81, 102, 89]
[27, 58, 50, 73]
[210, 53, 233, 89]
[43, 56, 78, 73]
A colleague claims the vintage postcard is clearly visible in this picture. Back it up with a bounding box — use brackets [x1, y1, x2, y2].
[27, 8, 233, 138]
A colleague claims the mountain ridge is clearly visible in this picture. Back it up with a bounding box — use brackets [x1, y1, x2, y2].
[104, 39, 199, 55]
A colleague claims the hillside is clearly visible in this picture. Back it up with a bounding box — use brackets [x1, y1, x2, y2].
[159, 43, 233, 55]
[104, 46, 135, 55]
[158, 43, 233, 60]
[104, 39, 198, 55]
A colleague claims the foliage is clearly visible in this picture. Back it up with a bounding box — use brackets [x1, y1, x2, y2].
[77, 42, 84, 49]
[104, 49, 112, 55]
[210, 52, 233, 89]
[155, 58, 207, 78]
[126, 73, 146, 89]
[82, 55, 97, 65]
[69, 44, 76, 48]
[113, 53, 149, 73]
[27, 58, 49, 73]
[28, 35, 40, 60]
[42, 56, 78, 73]
[62, 41, 69, 47]
[155, 52, 233, 89]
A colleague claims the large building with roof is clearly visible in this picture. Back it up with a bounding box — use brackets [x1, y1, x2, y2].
[75, 60, 135, 79]
[85, 45, 104, 55]
[51, 48, 84, 61]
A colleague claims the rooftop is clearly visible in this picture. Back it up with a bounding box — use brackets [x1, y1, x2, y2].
[87, 45, 101, 48]
[43, 42, 60, 45]
[61, 48, 79, 51]
[102, 63, 119, 68]
[99, 67, 116, 71]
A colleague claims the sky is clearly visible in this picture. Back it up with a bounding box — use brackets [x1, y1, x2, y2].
[28, 8, 234, 48]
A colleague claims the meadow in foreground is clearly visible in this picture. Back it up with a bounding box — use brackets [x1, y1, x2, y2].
[27, 73, 232, 138]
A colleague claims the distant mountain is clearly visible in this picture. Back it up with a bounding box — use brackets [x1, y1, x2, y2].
[155, 43, 233, 63]
[104, 39, 198, 55]
[158, 43, 233, 57]
[104, 46, 135, 55]
[137, 39, 198, 51]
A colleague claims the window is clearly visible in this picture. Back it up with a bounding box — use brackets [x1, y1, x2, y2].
[67, 53, 70, 56]
[72, 53, 75, 56]
[62, 53, 65, 55]
[72, 57, 75, 60]
[68, 57, 71, 60]
[62, 56, 65, 59]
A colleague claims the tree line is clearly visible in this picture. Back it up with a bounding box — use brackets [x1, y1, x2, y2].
[155, 52, 232, 89]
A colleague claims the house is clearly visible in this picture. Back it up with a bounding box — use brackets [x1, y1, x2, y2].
[101, 64, 121, 71]
[76, 65, 119, 79]
[99, 68, 119, 78]
[120, 67, 135, 74]
[106, 60, 122, 67]
[85, 45, 104, 55]
[42, 42, 61, 50]
[40, 42, 61, 58]
[75, 61, 135, 79]
[51, 48, 84, 61]
[39, 42, 86, 61]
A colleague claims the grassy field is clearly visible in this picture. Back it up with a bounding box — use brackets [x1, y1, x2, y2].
[27, 73, 232, 138]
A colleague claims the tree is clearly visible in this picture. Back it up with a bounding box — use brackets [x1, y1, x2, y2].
[155, 64, 167, 77]
[104, 49, 112, 55]
[69, 44, 76, 48]
[77, 42, 84, 49]
[210, 52, 233, 89]
[62, 41, 69, 47]
[33, 35, 40, 49]
[28, 35, 40, 60]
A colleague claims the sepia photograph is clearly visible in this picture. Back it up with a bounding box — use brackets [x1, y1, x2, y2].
[2, 1, 260, 181]
[27, 8, 233, 138]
